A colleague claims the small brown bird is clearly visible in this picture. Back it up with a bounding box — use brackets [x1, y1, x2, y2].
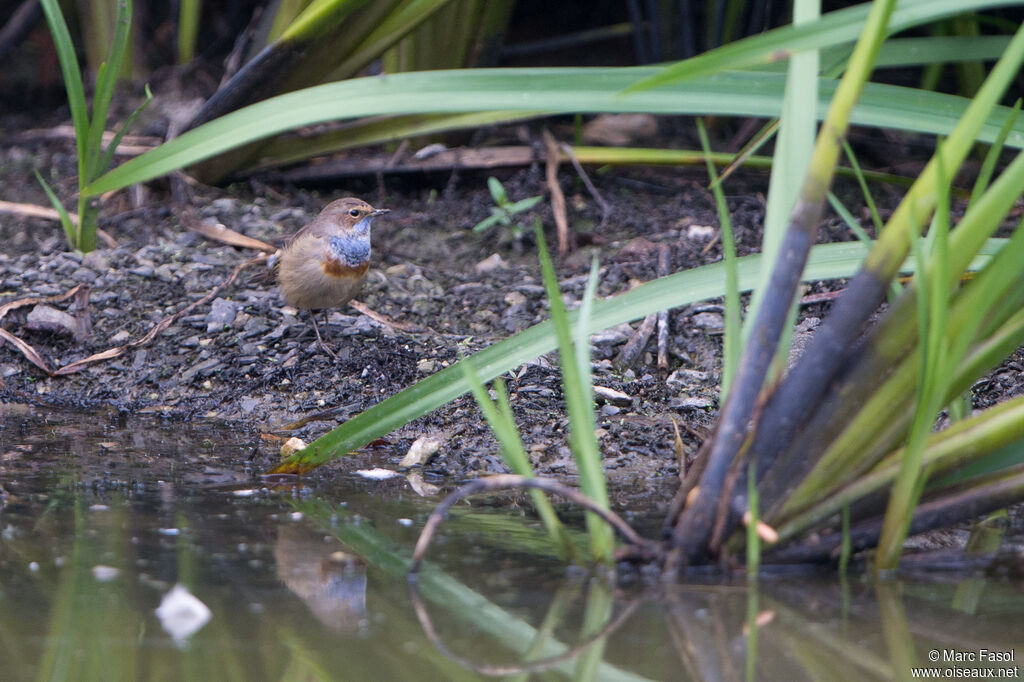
[279, 197, 389, 357]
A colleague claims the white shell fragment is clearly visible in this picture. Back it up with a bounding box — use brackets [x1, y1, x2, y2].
[398, 436, 443, 468]
[280, 437, 307, 458]
[355, 468, 400, 480]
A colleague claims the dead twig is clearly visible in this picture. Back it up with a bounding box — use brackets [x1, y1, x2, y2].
[5, 125, 160, 155]
[616, 314, 656, 368]
[542, 129, 570, 254]
[409, 474, 658, 573]
[0, 285, 85, 374]
[0, 200, 118, 248]
[180, 208, 277, 253]
[656, 244, 671, 371]
[348, 300, 424, 333]
[71, 285, 92, 342]
[559, 141, 611, 228]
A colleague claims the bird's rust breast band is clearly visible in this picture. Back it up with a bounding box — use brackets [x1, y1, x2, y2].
[321, 258, 369, 279]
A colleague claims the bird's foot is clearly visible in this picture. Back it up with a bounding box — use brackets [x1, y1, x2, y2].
[316, 337, 339, 360]
[311, 311, 339, 360]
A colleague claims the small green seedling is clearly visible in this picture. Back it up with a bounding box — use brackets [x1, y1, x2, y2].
[472, 177, 543, 237]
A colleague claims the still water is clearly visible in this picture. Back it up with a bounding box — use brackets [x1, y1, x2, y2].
[1, 405, 1021, 681]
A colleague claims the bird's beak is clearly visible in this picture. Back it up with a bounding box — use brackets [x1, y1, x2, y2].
[370, 209, 390, 217]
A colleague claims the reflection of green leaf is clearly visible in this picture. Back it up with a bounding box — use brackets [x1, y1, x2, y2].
[297, 498, 648, 681]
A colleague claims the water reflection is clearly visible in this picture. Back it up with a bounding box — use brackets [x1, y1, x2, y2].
[274, 524, 368, 634]
[0, 406, 1021, 681]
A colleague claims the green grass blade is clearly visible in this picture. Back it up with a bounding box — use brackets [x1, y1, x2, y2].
[775, 395, 1024, 544]
[96, 84, 153, 175]
[697, 118, 741, 399]
[881, 146, 952, 569]
[626, 0, 1021, 91]
[535, 225, 612, 562]
[279, 0, 370, 41]
[177, 0, 202, 64]
[746, 0, 818, 340]
[827, 192, 874, 247]
[746, 460, 760, 577]
[34, 171, 77, 248]
[327, 0, 454, 79]
[39, 0, 89, 178]
[842, 139, 884, 233]
[255, 111, 540, 168]
[83, 68, 1024, 197]
[971, 98, 1022, 204]
[84, 0, 132, 182]
[757, 35, 1015, 76]
[461, 364, 573, 557]
[827, 191, 902, 300]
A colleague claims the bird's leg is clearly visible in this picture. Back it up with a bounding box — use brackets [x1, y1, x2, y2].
[310, 310, 338, 359]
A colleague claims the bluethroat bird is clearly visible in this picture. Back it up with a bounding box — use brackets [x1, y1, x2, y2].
[279, 197, 389, 357]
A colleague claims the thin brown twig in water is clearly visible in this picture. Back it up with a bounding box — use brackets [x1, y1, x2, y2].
[408, 580, 641, 676]
[559, 142, 611, 228]
[543, 129, 570, 255]
[408, 474, 658, 573]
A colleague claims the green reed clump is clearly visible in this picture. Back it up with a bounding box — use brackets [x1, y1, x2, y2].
[37, 0, 150, 252]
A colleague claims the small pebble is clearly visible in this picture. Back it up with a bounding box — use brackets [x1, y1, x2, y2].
[206, 297, 238, 333]
[691, 312, 724, 331]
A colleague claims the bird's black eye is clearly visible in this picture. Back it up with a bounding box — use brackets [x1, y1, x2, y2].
[349, 208, 360, 217]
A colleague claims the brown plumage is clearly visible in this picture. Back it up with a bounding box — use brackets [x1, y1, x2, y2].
[278, 197, 389, 356]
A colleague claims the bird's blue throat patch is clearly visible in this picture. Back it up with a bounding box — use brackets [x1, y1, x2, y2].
[328, 234, 371, 267]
